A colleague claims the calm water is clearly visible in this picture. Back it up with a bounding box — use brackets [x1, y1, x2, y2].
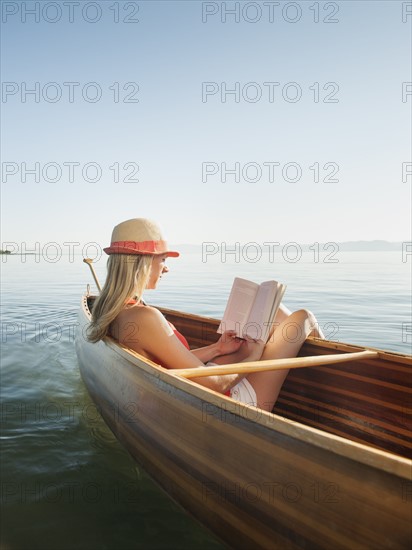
[1, 251, 411, 549]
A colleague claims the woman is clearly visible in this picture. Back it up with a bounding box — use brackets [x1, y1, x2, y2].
[88, 218, 324, 412]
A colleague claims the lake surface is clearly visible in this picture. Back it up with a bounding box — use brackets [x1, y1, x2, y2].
[1, 250, 411, 549]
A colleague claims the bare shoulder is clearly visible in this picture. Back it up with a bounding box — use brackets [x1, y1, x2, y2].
[138, 306, 174, 336]
[111, 305, 172, 349]
[129, 304, 168, 327]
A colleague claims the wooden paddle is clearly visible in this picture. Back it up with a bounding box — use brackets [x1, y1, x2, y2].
[83, 258, 102, 292]
[173, 350, 379, 378]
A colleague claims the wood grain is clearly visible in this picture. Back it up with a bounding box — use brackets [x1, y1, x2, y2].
[76, 299, 412, 549]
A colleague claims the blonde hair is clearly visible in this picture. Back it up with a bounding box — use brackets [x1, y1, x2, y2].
[87, 254, 153, 343]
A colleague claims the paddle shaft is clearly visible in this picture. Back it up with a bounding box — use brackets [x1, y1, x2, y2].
[83, 258, 102, 292]
[173, 350, 379, 378]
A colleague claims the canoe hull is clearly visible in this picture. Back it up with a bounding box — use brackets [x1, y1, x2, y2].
[76, 297, 412, 549]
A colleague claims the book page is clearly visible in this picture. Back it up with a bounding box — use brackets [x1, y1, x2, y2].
[217, 278, 258, 337]
[245, 281, 280, 341]
[263, 283, 286, 342]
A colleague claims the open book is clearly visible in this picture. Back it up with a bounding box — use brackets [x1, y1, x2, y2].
[217, 277, 286, 343]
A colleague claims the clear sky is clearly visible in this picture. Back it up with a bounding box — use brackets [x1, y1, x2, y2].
[1, 0, 411, 250]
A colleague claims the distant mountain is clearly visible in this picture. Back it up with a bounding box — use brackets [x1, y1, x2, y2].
[329, 241, 404, 251]
[171, 241, 407, 253]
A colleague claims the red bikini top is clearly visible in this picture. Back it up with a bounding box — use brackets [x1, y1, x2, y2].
[126, 299, 190, 350]
[126, 302, 228, 393]
[168, 322, 190, 349]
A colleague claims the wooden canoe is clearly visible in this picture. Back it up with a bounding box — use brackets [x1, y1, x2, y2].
[75, 295, 412, 549]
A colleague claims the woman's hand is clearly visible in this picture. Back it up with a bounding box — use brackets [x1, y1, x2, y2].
[216, 332, 265, 361]
[241, 337, 265, 362]
[216, 331, 244, 356]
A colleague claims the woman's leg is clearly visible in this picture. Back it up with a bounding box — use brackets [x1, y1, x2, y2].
[211, 302, 295, 366]
[268, 302, 324, 341]
[247, 309, 324, 412]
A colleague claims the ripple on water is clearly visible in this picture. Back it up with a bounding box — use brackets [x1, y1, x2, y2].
[0, 252, 409, 549]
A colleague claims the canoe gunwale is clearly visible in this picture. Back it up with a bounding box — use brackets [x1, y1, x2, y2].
[107, 336, 412, 480]
[79, 295, 412, 480]
[159, 306, 412, 363]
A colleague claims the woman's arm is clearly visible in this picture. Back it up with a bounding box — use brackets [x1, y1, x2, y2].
[191, 343, 223, 363]
[191, 303, 292, 363]
[193, 302, 292, 362]
[191, 331, 244, 363]
[122, 307, 262, 393]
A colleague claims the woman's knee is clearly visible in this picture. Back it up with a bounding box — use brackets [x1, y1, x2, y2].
[285, 309, 318, 335]
[267, 309, 320, 346]
[291, 308, 316, 323]
[291, 309, 323, 338]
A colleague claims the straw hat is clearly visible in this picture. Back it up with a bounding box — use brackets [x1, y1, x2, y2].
[103, 218, 179, 257]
